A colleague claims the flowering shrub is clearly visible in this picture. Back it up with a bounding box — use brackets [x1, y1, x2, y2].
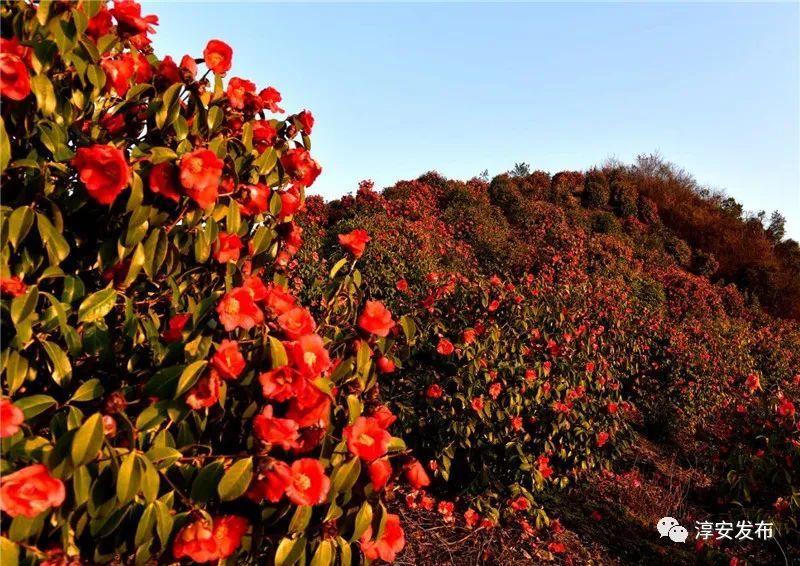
[0, 2, 411, 563]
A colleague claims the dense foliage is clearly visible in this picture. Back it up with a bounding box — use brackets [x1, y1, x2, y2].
[1, 2, 412, 564]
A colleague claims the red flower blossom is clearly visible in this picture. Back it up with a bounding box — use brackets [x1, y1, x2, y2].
[226, 77, 256, 110]
[214, 232, 243, 263]
[0, 276, 26, 297]
[149, 162, 181, 202]
[285, 458, 330, 506]
[186, 369, 221, 409]
[173, 515, 247, 563]
[253, 405, 300, 451]
[278, 306, 317, 340]
[216, 287, 264, 331]
[286, 384, 331, 428]
[344, 416, 391, 461]
[464, 509, 480, 528]
[212, 516, 249, 560]
[511, 416, 523, 431]
[252, 121, 277, 153]
[489, 382, 502, 400]
[437, 338, 454, 355]
[296, 109, 314, 134]
[360, 513, 405, 563]
[287, 334, 331, 378]
[0, 400, 24, 438]
[249, 460, 291, 503]
[211, 339, 245, 380]
[278, 187, 302, 219]
[777, 397, 796, 418]
[243, 276, 268, 303]
[471, 396, 484, 412]
[745, 373, 761, 392]
[372, 405, 397, 428]
[396, 278, 409, 292]
[607, 402, 618, 414]
[179, 54, 197, 78]
[161, 313, 190, 343]
[156, 55, 181, 84]
[280, 148, 321, 187]
[377, 356, 396, 373]
[72, 144, 130, 204]
[404, 460, 431, 489]
[537, 455, 553, 478]
[110, 0, 158, 37]
[338, 229, 370, 257]
[100, 53, 135, 95]
[263, 284, 297, 315]
[510, 496, 529, 511]
[203, 39, 233, 74]
[238, 183, 270, 216]
[85, 5, 113, 40]
[358, 300, 394, 337]
[0, 464, 65, 518]
[259, 86, 284, 113]
[426, 384, 443, 399]
[179, 149, 224, 209]
[259, 365, 305, 402]
[369, 458, 392, 491]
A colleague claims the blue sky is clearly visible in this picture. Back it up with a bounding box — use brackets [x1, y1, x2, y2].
[148, 2, 800, 239]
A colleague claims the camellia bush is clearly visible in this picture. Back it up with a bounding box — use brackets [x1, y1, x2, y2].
[0, 1, 415, 564]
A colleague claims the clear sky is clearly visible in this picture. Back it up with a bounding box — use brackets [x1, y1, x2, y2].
[147, 2, 800, 239]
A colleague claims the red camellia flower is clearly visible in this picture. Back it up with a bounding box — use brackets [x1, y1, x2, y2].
[156, 55, 181, 84]
[259, 366, 305, 402]
[186, 369, 221, 410]
[286, 384, 331, 428]
[226, 77, 256, 110]
[161, 313, 190, 343]
[248, 460, 291, 503]
[344, 416, 391, 461]
[396, 278, 409, 292]
[296, 109, 314, 134]
[179, 54, 197, 78]
[607, 402, 618, 414]
[0, 52, 30, 101]
[263, 284, 297, 316]
[0, 464, 65, 518]
[100, 53, 135, 95]
[238, 183, 269, 215]
[369, 458, 392, 491]
[404, 460, 431, 489]
[437, 338, 454, 355]
[259, 86, 284, 113]
[597, 431, 610, 447]
[745, 373, 761, 392]
[285, 458, 330, 506]
[277, 306, 317, 340]
[85, 4, 113, 40]
[110, 0, 158, 37]
[0, 276, 26, 297]
[338, 229, 370, 257]
[426, 384, 443, 399]
[287, 334, 331, 378]
[357, 300, 394, 337]
[0, 399, 24, 438]
[280, 148, 321, 187]
[211, 339, 245, 380]
[102, 415, 117, 437]
[471, 396, 484, 412]
[489, 382, 502, 400]
[252, 121, 277, 153]
[511, 416, 523, 431]
[777, 397, 796, 418]
[216, 287, 264, 331]
[360, 513, 405, 563]
[377, 356, 396, 373]
[72, 144, 130, 204]
[510, 496, 530, 511]
[149, 162, 181, 202]
[537, 455, 553, 478]
[214, 232, 243, 263]
[464, 508, 480, 528]
[173, 515, 248, 563]
[372, 405, 397, 428]
[179, 149, 224, 209]
[203, 39, 233, 74]
[253, 405, 300, 451]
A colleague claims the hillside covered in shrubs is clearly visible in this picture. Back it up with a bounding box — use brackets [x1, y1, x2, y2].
[0, 1, 797, 565]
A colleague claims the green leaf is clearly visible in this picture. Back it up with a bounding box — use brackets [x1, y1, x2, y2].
[0, 117, 10, 174]
[116, 452, 142, 505]
[191, 461, 224, 503]
[78, 288, 117, 323]
[351, 501, 373, 542]
[138, 454, 160, 502]
[227, 199, 241, 233]
[153, 499, 174, 544]
[7, 206, 35, 249]
[331, 457, 360, 496]
[135, 504, 156, 547]
[14, 394, 56, 419]
[217, 457, 252, 501]
[269, 336, 288, 368]
[288, 505, 313, 534]
[346, 395, 362, 424]
[68, 378, 104, 403]
[11, 286, 39, 326]
[0, 536, 19, 565]
[4, 351, 29, 394]
[145, 446, 182, 470]
[31, 74, 57, 115]
[42, 340, 72, 386]
[329, 258, 348, 279]
[37, 213, 70, 265]
[156, 83, 182, 130]
[275, 535, 307, 566]
[175, 360, 207, 397]
[309, 540, 334, 566]
[71, 413, 104, 466]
